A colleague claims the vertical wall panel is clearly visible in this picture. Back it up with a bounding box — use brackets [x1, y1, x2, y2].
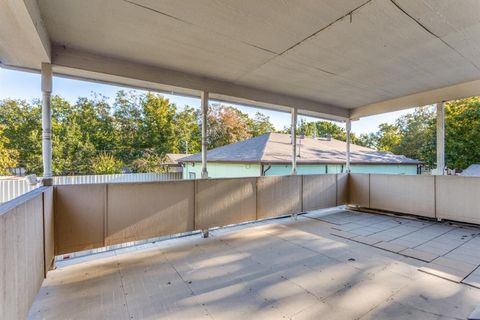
[54, 184, 106, 254]
[43, 187, 54, 272]
[302, 174, 337, 211]
[369, 174, 435, 217]
[436, 176, 480, 224]
[106, 181, 194, 246]
[195, 178, 256, 230]
[348, 174, 370, 207]
[257, 175, 301, 219]
[336, 173, 348, 205]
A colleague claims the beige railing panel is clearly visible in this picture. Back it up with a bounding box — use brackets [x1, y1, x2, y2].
[43, 187, 55, 273]
[54, 184, 106, 254]
[369, 174, 435, 218]
[348, 174, 370, 207]
[195, 178, 256, 230]
[302, 174, 337, 211]
[336, 173, 348, 205]
[0, 190, 46, 320]
[436, 176, 480, 224]
[257, 175, 301, 219]
[106, 181, 195, 246]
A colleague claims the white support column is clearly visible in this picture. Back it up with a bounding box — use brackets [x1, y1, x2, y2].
[201, 91, 209, 179]
[345, 119, 351, 173]
[291, 108, 297, 175]
[436, 102, 445, 175]
[41, 63, 53, 180]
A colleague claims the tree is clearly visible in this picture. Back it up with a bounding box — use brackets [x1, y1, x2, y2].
[174, 106, 201, 154]
[445, 97, 480, 170]
[393, 107, 435, 166]
[91, 154, 123, 174]
[112, 90, 143, 164]
[357, 133, 378, 149]
[138, 93, 177, 156]
[375, 123, 401, 152]
[0, 125, 19, 175]
[0, 99, 42, 174]
[206, 104, 251, 148]
[250, 112, 275, 136]
[131, 150, 167, 173]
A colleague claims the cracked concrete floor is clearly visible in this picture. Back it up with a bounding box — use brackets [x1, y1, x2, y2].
[29, 209, 480, 319]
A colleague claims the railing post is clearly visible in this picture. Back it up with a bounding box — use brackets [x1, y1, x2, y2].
[41, 63, 53, 180]
[291, 108, 297, 175]
[201, 91, 209, 179]
[345, 119, 351, 173]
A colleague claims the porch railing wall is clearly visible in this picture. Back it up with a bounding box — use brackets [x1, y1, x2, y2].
[54, 174, 348, 255]
[0, 187, 54, 320]
[347, 173, 479, 223]
[0, 172, 182, 203]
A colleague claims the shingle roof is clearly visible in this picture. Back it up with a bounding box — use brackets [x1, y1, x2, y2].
[180, 133, 421, 165]
[164, 153, 191, 164]
[460, 164, 480, 176]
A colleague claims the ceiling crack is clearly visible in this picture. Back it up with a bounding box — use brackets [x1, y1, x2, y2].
[122, 0, 277, 55]
[390, 0, 480, 71]
[233, 0, 373, 82]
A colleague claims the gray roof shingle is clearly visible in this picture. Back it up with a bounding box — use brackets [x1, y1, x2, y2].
[180, 133, 421, 165]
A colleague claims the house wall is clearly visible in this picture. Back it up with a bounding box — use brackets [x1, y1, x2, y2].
[184, 162, 417, 178]
[267, 164, 417, 176]
[183, 162, 261, 179]
[350, 164, 418, 175]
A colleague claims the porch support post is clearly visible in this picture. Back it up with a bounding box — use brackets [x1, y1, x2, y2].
[436, 101, 445, 175]
[41, 63, 53, 180]
[291, 107, 297, 175]
[345, 119, 351, 173]
[201, 91, 209, 178]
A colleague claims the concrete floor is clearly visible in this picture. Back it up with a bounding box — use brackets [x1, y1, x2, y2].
[29, 208, 480, 319]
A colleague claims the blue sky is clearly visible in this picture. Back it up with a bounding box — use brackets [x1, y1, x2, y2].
[0, 68, 413, 135]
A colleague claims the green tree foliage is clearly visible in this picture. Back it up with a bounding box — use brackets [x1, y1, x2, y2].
[295, 119, 361, 144]
[444, 97, 480, 170]
[91, 154, 123, 174]
[357, 98, 480, 170]
[0, 125, 19, 175]
[0, 92, 275, 175]
[0, 99, 42, 173]
[249, 112, 276, 136]
[131, 150, 167, 173]
[205, 104, 274, 149]
[174, 106, 201, 154]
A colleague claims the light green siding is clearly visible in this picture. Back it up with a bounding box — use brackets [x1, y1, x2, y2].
[266, 164, 344, 176]
[184, 162, 417, 178]
[183, 162, 261, 179]
[350, 164, 418, 175]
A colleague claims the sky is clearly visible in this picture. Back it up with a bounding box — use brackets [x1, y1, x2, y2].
[0, 68, 414, 135]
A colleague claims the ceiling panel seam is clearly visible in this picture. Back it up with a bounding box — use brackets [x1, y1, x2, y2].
[121, 0, 277, 55]
[232, 0, 373, 83]
[390, 0, 480, 72]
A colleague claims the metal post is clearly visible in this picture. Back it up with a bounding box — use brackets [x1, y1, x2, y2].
[41, 63, 53, 180]
[345, 119, 351, 173]
[436, 102, 445, 175]
[201, 91, 208, 178]
[291, 108, 297, 175]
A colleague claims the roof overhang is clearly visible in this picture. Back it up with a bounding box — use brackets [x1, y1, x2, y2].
[1, 0, 480, 120]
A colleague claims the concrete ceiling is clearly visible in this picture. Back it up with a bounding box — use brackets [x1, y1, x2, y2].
[1, 0, 480, 119]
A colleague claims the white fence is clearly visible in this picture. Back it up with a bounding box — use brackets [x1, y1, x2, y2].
[0, 172, 183, 204]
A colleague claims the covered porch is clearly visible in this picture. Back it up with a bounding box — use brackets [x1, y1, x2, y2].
[30, 208, 480, 319]
[2, 0, 480, 319]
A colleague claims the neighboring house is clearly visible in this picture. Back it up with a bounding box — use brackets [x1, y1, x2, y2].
[180, 133, 421, 179]
[161, 153, 190, 173]
[460, 164, 480, 176]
